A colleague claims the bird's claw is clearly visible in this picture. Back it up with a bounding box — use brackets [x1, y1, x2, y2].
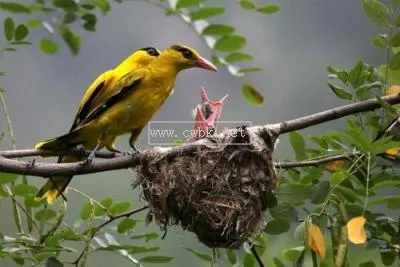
[122, 149, 141, 156]
[80, 157, 93, 167]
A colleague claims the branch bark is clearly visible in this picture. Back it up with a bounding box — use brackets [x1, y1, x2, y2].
[0, 94, 399, 177]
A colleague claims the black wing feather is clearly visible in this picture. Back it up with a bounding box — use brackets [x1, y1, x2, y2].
[78, 78, 142, 126]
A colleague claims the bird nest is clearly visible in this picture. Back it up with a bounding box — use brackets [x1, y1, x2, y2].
[134, 126, 278, 248]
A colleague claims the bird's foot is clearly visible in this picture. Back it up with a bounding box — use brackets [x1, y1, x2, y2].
[130, 145, 141, 156]
[80, 157, 93, 167]
[122, 149, 141, 157]
[80, 145, 99, 167]
[77, 145, 87, 157]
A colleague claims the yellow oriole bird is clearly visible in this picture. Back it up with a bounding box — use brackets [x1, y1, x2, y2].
[35, 44, 218, 204]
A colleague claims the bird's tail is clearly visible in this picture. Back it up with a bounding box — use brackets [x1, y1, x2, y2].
[35, 127, 87, 204]
[35, 129, 83, 151]
[34, 155, 82, 204]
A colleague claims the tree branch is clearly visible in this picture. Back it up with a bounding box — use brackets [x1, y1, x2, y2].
[273, 94, 400, 135]
[0, 94, 399, 177]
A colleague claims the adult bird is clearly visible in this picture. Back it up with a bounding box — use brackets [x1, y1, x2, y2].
[35, 44, 218, 204]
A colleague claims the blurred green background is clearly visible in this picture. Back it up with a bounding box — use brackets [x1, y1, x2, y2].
[0, 0, 391, 266]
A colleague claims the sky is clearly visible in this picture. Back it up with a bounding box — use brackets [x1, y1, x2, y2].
[0, 0, 390, 266]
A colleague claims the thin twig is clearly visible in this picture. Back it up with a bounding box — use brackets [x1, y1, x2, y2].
[250, 245, 265, 267]
[71, 206, 149, 266]
[275, 153, 358, 169]
[97, 206, 148, 229]
[0, 91, 23, 233]
[0, 92, 16, 149]
[69, 187, 113, 218]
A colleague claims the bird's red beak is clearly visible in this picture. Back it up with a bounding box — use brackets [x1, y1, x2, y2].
[196, 56, 218, 72]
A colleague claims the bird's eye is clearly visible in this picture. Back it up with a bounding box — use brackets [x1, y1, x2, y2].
[181, 49, 193, 59]
[147, 48, 159, 56]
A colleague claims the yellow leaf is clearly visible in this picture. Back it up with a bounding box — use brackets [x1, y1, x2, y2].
[324, 159, 348, 172]
[386, 85, 400, 109]
[384, 147, 400, 157]
[347, 216, 367, 244]
[307, 224, 326, 259]
[386, 85, 400, 95]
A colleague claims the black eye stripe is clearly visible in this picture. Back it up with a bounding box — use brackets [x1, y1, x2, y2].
[139, 47, 160, 57]
[171, 45, 196, 60]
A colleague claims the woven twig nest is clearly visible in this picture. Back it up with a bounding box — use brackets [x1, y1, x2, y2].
[135, 126, 278, 248]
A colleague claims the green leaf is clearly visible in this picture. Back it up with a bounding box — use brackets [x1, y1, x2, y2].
[242, 83, 264, 105]
[25, 196, 45, 207]
[129, 246, 160, 254]
[4, 18, 14, 41]
[336, 71, 349, 84]
[264, 218, 290, 235]
[214, 34, 246, 52]
[81, 4, 95, 10]
[359, 261, 376, 267]
[59, 26, 80, 56]
[370, 34, 388, 48]
[336, 186, 363, 203]
[10, 41, 31, 45]
[361, 0, 390, 27]
[63, 13, 76, 24]
[176, 0, 202, 9]
[110, 201, 131, 215]
[283, 246, 305, 262]
[273, 257, 285, 267]
[391, 32, 400, 47]
[130, 232, 159, 242]
[310, 181, 330, 204]
[226, 249, 237, 265]
[238, 67, 263, 74]
[327, 82, 352, 100]
[80, 202, 93, 220]
[257, 4, 280, 14]
[39, 38, 59, 55]
[369, 196, 400, 209]
[389, 51, 400, 70]
[243, 253, 255, 267]
[46, 257, 63, 267]
[277, 183, 311, 203]
[348, 61, 364, 89]
[140, 256, 173, 263]
[89, 0, 110, 14]
[240, 0, 255, 10]
[294, 221, 306, 241]
[289, 131, 306, 160]
[190, 7, 225, 21]
[184, 247, 212, 262]
[5, 47, 16, 52]
[269, 203, 298, 221]
[393, 0, 400, 9]
[12, 184, 37, 196]
[331, 170, 348, 186]
[26, 19, 42, 28]
[82, 13, 97, 32]
[225, 52, 253, 62]
[0, 2, 31, 13]
[202, 24, 235, 36]
[0, 172, 19, 184]
[14, 24, 28, 41]
[94, 197, 113, 216]
[35, 209, 57, 221]
[53, 0, 78, 11]
[380, 250, 396, 266]
[117, 218, 136, 233]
